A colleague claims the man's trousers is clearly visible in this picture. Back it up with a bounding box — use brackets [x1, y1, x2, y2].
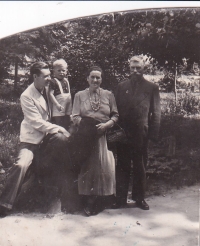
[0, 133, 69, 210]
[116, 141, 148, 205]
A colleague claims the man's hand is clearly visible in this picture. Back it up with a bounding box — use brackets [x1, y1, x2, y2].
[58, 127, 71, 138]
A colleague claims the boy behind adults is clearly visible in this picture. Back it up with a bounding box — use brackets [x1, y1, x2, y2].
[49, 59, 72, 130]
[0, 62, 70, 217]
[114, 55, 161, 210]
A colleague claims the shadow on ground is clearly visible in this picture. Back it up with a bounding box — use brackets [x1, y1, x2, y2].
[0, 184, 198, 246]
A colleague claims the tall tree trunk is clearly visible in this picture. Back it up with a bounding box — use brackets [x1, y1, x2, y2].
[174, 64, 177, 104]
[14, 56, 18, 92]
[168, 64, 178, 157]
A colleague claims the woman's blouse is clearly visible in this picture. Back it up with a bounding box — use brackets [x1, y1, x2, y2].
[72, 88, 119, 125]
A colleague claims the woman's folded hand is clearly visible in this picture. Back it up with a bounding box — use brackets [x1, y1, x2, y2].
[96, 123, 107, 134]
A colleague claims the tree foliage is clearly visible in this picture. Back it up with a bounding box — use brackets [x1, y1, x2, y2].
[1, 8, 200, 93]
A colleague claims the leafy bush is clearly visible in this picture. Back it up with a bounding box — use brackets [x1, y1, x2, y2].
[159, 73, 175, 92]
[163, 92, 200, 116]
[0, 99, 22, 167]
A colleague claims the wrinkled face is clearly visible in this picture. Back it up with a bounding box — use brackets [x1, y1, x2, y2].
[130, 60, 144, 79]
[87, 70, 102, 91]
[53, 65, 68, 80]
[34, 69, 51, 91]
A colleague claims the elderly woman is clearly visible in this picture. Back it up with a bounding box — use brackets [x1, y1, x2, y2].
[72, 66, 119, 216]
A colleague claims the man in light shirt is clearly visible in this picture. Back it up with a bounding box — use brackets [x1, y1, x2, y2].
[0, 62, 70, 216]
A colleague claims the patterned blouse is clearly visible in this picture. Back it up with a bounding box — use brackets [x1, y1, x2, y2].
[72, 88, 119, 125]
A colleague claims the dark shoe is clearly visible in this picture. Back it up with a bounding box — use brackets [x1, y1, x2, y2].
[84, 206, 94, 216]
[136, 199, 149, 210]
[0, 206, 10, 218]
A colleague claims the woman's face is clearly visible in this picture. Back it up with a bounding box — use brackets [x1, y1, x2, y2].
[87, 70, 102, 91]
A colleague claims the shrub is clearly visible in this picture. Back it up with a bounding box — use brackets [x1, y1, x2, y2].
[163, 92, 200, 116]
[159, 73, 175, 92]
[0, 99, 22, 167]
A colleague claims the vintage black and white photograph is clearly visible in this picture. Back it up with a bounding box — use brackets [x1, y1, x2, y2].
[0, 2, 199, 246]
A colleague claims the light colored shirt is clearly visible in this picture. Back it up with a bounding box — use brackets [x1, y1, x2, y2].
[72, 88, 119, 125]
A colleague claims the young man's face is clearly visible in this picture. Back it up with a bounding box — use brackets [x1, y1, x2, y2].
[53, 65, 68, 80]
[34, 69, 51, 91]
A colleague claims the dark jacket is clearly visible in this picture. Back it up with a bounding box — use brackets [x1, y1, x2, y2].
[68, 117, 100, 172]
[115, 76, 161, 147]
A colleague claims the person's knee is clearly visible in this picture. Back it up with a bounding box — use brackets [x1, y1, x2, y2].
[15, 158, 32, 173]
[55, 132, 69, 144]
[49, 133, 69, 151]
[58, 132, 67, 140]
[15, 149, 34, 170]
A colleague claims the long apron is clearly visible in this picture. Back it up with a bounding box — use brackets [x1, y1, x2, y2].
[78, 134, 116, 196]
[52, 78, 72, 117]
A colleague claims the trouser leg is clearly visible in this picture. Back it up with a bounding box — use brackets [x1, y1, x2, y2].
[0, 143, 38, 209]
[60, 170, 80, 213]
[116, 143, 132, 204]
[143, 140, 148, 169]
[38, 133, 72, 204]
[132, 146, 147, 201]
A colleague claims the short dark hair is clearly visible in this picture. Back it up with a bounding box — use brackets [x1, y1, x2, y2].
[87, 66, 103, 78]
[30, 62, 49, 81]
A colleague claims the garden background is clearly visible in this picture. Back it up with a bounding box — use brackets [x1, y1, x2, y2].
[1, 7, 200, 201]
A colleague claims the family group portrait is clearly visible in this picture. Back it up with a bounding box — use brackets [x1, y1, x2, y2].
[0, 3, 199, 246]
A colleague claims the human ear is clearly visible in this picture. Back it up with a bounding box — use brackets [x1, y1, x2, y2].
[33, 74, 37, 80]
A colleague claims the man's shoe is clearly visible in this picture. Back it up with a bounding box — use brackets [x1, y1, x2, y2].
[136, 199, 149, 210]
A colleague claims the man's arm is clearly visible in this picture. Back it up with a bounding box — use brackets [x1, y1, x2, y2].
[21, 94, 70, 137]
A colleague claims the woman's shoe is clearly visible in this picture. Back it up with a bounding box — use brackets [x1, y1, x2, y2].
[83, 206, 93, 216]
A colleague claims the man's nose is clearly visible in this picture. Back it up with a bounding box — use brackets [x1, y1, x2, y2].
[93, 77, 97, 81]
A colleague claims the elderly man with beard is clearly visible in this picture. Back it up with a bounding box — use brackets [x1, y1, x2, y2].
[114, 56, 161, 210]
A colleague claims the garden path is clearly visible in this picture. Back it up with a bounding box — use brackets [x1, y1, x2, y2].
[0, 184, 199, 246]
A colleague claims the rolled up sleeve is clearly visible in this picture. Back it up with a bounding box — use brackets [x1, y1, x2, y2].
[109, 92, 119, 123]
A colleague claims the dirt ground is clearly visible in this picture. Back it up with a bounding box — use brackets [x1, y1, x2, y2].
[0, 107, 200, 246]
[0, 184, 199, 246]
